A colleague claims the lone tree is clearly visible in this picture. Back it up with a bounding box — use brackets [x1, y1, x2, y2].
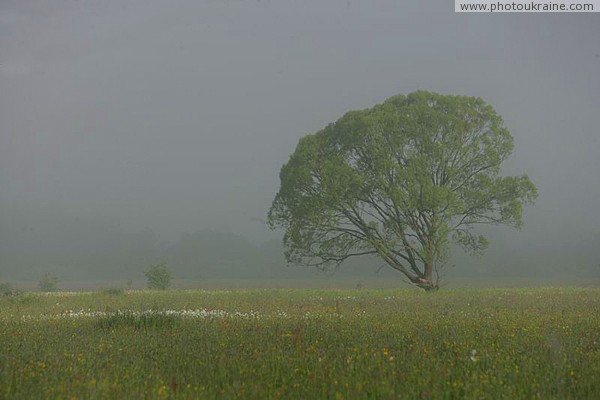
[38, 273, 60, 292]
[145, 263, 172, 290]
[268, 91, 537, 291]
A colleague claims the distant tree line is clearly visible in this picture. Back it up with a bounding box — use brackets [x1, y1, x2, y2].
[0, 205, 598, 282]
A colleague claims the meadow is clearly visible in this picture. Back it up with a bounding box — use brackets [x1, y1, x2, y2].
[1, 288, 599, 399]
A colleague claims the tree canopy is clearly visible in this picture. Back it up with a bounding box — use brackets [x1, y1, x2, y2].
[268, 91, 537, 290]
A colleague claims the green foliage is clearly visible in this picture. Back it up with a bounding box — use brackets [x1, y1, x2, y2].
[38, 273, 59, 292]
[269, 91, 537, 290]
[145, 263, 172, 290]
[0, 288, 599, 398]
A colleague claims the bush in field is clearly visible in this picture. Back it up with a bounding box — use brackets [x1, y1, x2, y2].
[38, 273, 59, 292]
[145, 263, 172, 290]
[0, 282, 16, 296]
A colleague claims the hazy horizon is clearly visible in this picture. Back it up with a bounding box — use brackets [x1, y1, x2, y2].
[1, 1, 599, 285]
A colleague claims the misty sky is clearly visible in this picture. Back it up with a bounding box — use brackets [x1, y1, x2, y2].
[1, 0, 599, 250]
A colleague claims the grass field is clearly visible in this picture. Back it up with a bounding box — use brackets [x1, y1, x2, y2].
[1, 288, 599, 399]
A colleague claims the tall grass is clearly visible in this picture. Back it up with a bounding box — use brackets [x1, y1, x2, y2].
[0, 288, 599, 399]
[97, 311, 179, 330]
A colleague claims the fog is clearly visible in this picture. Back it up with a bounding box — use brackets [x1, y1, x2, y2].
[1, 1, 599, 287]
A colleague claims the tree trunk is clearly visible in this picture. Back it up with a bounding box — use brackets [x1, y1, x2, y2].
[424, 261, 433, 282]
[416, 261, 438, 292]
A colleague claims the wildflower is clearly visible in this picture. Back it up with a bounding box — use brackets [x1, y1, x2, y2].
[469, 349, 477, 362]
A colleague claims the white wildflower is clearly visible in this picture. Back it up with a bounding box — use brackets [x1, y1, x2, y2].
[469, 349, 478, 362]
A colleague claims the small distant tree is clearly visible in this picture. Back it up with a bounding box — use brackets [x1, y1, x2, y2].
[38, 273, 59, 292]
[145, 263, 172, 290]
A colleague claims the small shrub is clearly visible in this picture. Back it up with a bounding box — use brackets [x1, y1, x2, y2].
[0, 282, 33, 303]
[0, 282, 16, 296]
[145, 263, 172, 290]
[38, 273, 59, 292]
